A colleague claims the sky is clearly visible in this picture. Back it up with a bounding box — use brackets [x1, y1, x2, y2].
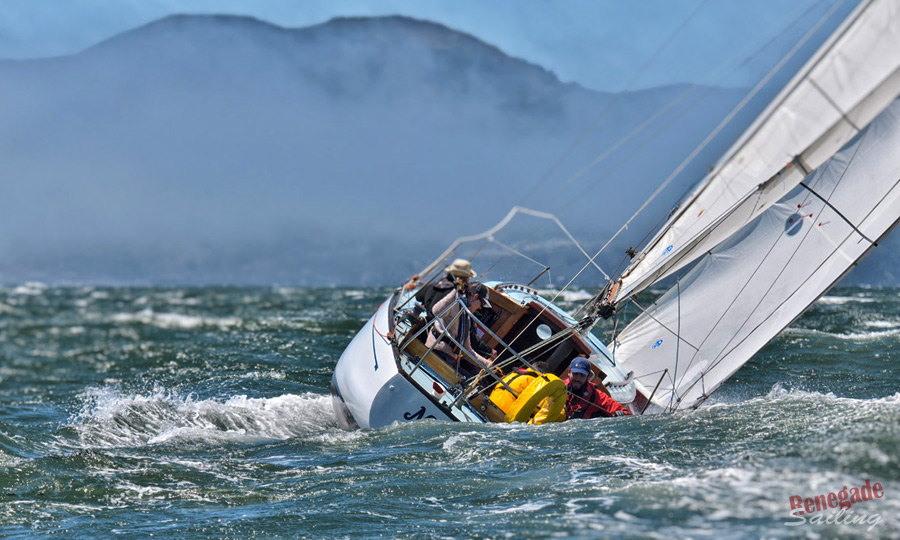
[0, 0, 859, 92]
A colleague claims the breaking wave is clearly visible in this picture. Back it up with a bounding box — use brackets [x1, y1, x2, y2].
[762, 383, 900, 405]
[863, 320, 900, 329]
[782, 326, 900, 341]
[816, 295, 876, 305]
[9, 282, 49, 296]
[110, 309, 242, 330]
[65, 387, 340, 449]
[538, 288, 594, 302]
[704, 382, 900, 411]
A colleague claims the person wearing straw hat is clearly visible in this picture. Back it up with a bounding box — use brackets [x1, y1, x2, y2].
[425, 281, 494, 378]
[416, 258, 477, 319]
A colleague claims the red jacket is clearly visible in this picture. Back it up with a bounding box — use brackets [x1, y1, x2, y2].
[564, 379, 630, 419]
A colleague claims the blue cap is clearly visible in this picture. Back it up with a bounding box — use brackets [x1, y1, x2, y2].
[569, 357, 591, 376]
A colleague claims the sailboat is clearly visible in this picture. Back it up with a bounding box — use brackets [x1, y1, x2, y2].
[330, 0, 900, 429]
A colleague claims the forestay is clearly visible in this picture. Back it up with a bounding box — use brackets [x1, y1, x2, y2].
[610, 97, 900, 412]
[615, 0, 900, 301]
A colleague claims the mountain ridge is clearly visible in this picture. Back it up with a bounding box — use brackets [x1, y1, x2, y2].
[1, 13, 891, 285]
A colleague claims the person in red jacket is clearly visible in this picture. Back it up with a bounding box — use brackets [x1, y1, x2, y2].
[564, 356, 630, 419]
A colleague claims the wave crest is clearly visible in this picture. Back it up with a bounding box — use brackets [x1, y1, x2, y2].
[66, 387, 339, 448]
[110, 309, 242, 330]
[783, 326, 900, 341]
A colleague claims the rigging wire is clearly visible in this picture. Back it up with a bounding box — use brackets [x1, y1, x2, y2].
[466, 0, 716, 296]
[443, 1, 838, 302]
[516, 0, 712, 208]
[544, 0, 847, 297]
[538, 0, 834, 214]
[609, 0, 850, 282]
[480, 0, 838, 313]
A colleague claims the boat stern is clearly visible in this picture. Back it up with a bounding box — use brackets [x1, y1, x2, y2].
[330, 296, 453, 429]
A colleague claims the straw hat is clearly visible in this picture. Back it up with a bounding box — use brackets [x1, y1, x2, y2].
[445, 258, 476, 278]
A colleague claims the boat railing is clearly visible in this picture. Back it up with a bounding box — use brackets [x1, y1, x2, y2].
[402, 297, 544, 407]
[403, 299, 484, 381]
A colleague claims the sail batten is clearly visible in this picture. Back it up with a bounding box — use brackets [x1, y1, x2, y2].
[615, 0, 900, 302]
[612, 97, 900, 412]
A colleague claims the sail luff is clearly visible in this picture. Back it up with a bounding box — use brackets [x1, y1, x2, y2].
[615, 0, 900, 301]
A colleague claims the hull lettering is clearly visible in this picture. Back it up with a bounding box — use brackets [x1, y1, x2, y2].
[403, 406, 437, 421]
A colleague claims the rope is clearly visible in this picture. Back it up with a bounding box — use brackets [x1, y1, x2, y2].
[371, 301, 393, 342]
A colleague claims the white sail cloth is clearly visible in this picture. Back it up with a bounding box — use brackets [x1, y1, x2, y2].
[611, 97, 900, 412]
[616, 0, 900, 301]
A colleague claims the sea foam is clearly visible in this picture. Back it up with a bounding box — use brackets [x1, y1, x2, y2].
[816, 295, 876, 305]
[67, 387, 339, 449]
[782, 326, 900, 341]
[110, 309, 241, 330]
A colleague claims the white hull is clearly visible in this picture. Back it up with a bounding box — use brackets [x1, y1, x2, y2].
[330, 297, 454, 429]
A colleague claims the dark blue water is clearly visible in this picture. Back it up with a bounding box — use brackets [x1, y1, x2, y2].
[1, 285, 898, 538]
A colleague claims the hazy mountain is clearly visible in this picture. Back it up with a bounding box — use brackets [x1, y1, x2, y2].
[0, 14, 893, 285]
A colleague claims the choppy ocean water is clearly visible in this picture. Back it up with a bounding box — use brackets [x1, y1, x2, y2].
[0, 284, 898, 539]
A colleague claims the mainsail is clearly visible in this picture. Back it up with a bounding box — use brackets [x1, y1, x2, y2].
[611, 97, 900, 412]
[614, 0, 900, 302]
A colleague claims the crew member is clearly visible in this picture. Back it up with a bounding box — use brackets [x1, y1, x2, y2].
[415, 258, 477, 318]
[425, 282, 494, 377]
[564, 356, 630, 419]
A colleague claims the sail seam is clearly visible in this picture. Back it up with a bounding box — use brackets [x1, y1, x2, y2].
[626, 297, 702, 353]
[670, 280, 683, 412]
[633, 0, 848, 240]
[799, 182, 876, 245]
[687, 210, 892, 401]
[675, 226, 788, 404]
[622, 52, 900, 298]
[808, 76, 861, 132]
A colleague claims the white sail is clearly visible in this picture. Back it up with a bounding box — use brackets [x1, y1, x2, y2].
[610, 97, 900, 412]
[615, 0, 900, 301]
